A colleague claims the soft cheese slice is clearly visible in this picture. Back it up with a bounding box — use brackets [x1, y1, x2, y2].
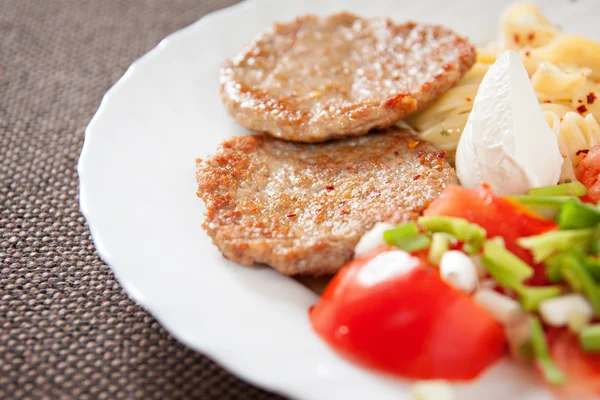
[456, 50, 563, 196]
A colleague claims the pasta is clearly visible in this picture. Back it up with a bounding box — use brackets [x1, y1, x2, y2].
[406, 2, 600, 182]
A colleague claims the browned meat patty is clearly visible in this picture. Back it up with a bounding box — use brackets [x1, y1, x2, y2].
[220, 12, 476, 143]
[196, 127, 457, 275]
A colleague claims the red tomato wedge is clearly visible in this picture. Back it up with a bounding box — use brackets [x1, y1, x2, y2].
[547, 328, 600, 399]
[424, 185, 558, 284]
[576, 144, 600, 204]
[310, 248, 506, 380]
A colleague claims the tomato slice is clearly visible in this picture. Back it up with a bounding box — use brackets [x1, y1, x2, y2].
[576, 145, 600, 204]
[547, 328, 600, 399]
[424, 184, 557, 284]
[310, 248, 506, 381]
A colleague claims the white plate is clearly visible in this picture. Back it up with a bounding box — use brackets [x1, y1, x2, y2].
[78, 1, 599, 399]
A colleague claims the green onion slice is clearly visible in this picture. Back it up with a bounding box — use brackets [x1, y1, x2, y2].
[517, 229, 594, 263]
[383, 223, 431, 253]
[482, 239, 534, 288]
[518, 286, 562, 311]
[561, 256, 600, 317]
[528, 181, 588, 197]
[417, 216, 486, 253]
[579, 324, 600, 353]
[428, 232, 451, 265]
[510, 196, 571, 208]
[530, 317, 566, 385]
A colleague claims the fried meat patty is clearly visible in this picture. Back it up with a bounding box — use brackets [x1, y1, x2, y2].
[220, 12, 476, 143]
[196, 127, 457, 275]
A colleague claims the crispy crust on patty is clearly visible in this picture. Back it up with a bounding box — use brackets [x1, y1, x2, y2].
[196, 127, 457, 275]
[220, 12, 476, 142]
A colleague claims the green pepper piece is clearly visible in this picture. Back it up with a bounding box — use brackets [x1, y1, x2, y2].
[557, 198, 600, 230]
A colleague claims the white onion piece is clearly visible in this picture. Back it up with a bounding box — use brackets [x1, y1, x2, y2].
[353, 222, 394, 257]
[539, 294, 593, 328]
[473, 289, 521, 324]
[440, 251, 478, 293]
[412, 381, 454, 400]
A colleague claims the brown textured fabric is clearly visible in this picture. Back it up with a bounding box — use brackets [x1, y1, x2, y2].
[0, 1, 284, 398]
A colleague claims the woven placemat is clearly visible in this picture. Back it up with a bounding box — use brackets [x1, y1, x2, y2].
[0, 1, 285, 398]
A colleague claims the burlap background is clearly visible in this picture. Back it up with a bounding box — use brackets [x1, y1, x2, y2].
[0, 1, 284, 398]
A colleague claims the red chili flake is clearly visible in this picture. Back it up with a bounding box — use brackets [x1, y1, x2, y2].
[286, 213, 297, 218]
[466, 97, 472, 102]
[578, 99, 583, 103]
[412, 174, 421, 181]
[513, 34, 520, 44]
[326, 185, 334, 191]
[587, 92, 597, 104]
[437, 150, 448, 159]
[408, 141, 420, 149]
[543, 100, 552, 103]
[527, 32, 535, 41]
[576, 149, 590, 156]
[393, 151, 399, 156]
[525, 51, 531, 57]
[577, 105, 588, 114]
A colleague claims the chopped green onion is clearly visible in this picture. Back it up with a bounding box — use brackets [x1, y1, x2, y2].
[417, 216, 486, 253]
[517, 229, 594, 263]
[510, 196, 571, 208]
[567, 311, 589, 334]
[528, 181, 588, 197]
[557, 199, 600, 230]
[545, 253, 567, 283]
[482, 239, 534, 287]
[482, 256, 523, 290]
[590, 226, 600, 256]
[395, 235, 432, 253]
[487, 236, 506, 248]
[428, 232, 451, 265]
[383, 223, 431, 253]
[579, 324, 600, 352]
[561, 256, 600, 317]
[530, 317, 566, 385]
[518, 286, 562, 311]
[583, 257, 600, 281]
[383, 223, 419, 242]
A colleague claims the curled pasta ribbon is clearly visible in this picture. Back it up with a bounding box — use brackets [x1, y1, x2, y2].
[407, 2, 600, 165]
[500, 2, 559, 50]
[545, 111, 600, 182]
[532, 36, 600, 81]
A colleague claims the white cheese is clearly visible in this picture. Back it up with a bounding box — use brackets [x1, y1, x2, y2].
[456, 50, 563, 196]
